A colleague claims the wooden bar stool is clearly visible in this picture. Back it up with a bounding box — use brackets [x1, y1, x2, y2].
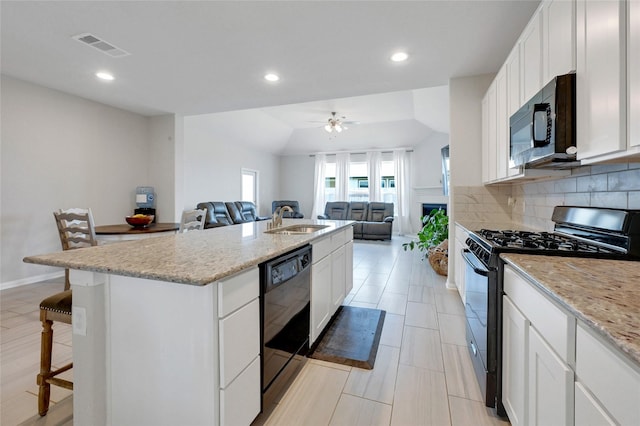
[37, 290, 73, 416]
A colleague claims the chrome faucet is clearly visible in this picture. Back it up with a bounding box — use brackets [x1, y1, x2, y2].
[272, 206, 294, 228]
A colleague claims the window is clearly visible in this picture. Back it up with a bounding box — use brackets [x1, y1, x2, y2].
[381, 160, 396, 205]
[241, 169, 258, 205]
[321, 154, 397, 203]
[348, 161, 368, 201]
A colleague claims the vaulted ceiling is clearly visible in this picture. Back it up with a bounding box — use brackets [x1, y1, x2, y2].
[1, 1, 539, 154]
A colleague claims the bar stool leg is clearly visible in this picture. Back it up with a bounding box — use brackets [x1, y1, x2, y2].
[37, 317, 53, 416]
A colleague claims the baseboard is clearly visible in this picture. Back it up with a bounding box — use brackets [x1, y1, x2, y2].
[1, 271, 65, 291]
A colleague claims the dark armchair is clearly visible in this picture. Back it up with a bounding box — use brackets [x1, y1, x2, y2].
[272, 200, 304, 218]
[317, 201, 350, 220]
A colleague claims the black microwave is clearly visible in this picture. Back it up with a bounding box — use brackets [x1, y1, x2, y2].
[509, 73, 578, 169]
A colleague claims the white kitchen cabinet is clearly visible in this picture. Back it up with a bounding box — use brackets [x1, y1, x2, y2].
[453, 224, 468, 302]
[310, 228, 353, 344]
[311, 253, 332, 344]
[521, 5, 544, 103]
[345, 240, 354, 296]
[575, 323, 640, 425]
[543, 0, 576, 84]
[629, 0, 640, 150]
[506, 45, 522, 118]
[503, 265, 575, 426]
[331, 245, 346, 313]
[495, 65, 509, 181]
[574, 381, 616, 426]
[527, 326, 574, 426]
[481, 93, 490, 184]
[502, 296, 529, 426]
[217, 269, 260, 426]
[482, 81, 498, 184]
[576, 0, 627, 161]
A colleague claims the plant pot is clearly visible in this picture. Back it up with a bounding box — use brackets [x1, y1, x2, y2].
[427, 239, 448, 276]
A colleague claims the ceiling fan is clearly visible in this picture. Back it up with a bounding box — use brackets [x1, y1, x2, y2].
[322, 112, 359, 133]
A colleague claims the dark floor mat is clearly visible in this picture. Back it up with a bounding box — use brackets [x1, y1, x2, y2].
[308, 305, 386, 369]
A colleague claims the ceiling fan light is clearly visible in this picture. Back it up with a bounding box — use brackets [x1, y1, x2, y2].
[335, 125, 342, 133]
[325, 124, 333, 133]
[391, 52, 409, 62]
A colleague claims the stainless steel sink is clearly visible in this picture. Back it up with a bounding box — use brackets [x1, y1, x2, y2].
[264, 224, 329, 235]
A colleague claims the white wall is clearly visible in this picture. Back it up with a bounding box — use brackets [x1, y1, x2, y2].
[1, 76, 151, 287]
[279, 155, 315, 217]
[148, 115, 178, 222]
[182, 114, 280, 216]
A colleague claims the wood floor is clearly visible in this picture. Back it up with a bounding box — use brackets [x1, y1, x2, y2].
[0, 237, 509, 426]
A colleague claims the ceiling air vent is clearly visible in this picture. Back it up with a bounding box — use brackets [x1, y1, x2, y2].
[72, 33, 130, 58]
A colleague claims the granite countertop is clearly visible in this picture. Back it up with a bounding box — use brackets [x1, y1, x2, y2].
[501, 253, 640, 365]
[24, 219, 353, 286]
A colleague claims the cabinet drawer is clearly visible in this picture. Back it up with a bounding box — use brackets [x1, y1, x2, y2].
[218, 267, 259, 318]
[219, 298, 260, 388]
[312, 235, 332, 263]
[331, 228, 347, 251]
[220, 356, 260, 426]
[504, 265, 574, 363]
[576, 323, 640, 425]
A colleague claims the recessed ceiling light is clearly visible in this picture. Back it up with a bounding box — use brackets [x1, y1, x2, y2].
[264, 73, 280, 82]
[96, 71, 115, 81]
[391, 52, 409, 62]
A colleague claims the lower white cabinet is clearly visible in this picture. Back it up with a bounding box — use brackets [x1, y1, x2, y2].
[502, 296, 529, 426]
[502, 265, 574, 426]
[574, 381, 616, 426]
[331, 245, 346, 313]
[220, 357, 261, 426]
[575, 323, 640, 425]
[311, 254, 332, 343]
[310, 227, 354, 344]
[217, 268, 260, 426]
[345, 240, 353, 296]
[527, 326, 574, 426]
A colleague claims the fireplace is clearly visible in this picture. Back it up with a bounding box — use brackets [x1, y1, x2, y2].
[421, 203, 447, 226]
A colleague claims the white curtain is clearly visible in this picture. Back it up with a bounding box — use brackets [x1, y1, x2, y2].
[394, 149, 412, 235]
[367, 151, 382, 202]
[312, 154, 327, 218]
[335, 152, 350, 201]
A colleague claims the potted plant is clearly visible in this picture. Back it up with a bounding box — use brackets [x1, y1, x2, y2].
[403, 208, 449, 276]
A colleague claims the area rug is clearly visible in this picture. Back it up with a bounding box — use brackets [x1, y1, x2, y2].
[308, 306, 386, 369]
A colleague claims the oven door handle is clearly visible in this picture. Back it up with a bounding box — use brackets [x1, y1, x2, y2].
[461, 249, 489, 277]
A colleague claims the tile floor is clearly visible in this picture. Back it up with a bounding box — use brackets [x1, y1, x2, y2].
[0, 236, 509, 425]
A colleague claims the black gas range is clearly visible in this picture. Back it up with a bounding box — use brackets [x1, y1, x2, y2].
[461, 206, 640, 416]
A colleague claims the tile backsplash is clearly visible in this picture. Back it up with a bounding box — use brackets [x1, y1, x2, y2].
[454, 162, 640, 231]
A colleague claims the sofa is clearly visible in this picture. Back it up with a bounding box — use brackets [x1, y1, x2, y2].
[318, 201, 394, 240]
[196, 201, 269, 228]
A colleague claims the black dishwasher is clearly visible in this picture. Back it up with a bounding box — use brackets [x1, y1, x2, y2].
[260, 245, 311, 408]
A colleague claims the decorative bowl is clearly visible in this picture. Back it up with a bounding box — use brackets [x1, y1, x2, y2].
[125, 214, 154, 227]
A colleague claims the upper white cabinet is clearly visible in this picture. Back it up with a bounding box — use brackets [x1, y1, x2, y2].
[543, 0, 577, 83]
[629, 0, 640, 150]
[482, 0, 575, 184]
[576, 0, 627, 161]
[496, 66, 509, 181]
[521, 6, 544, 103]
[506, 46, 522, 120]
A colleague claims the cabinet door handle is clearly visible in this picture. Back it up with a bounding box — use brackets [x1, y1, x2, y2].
[470, 341, 478, 357]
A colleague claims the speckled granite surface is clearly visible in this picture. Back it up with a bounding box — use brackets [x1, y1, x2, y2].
[501, 254, 640, 366]
[24, 219, 353, 286]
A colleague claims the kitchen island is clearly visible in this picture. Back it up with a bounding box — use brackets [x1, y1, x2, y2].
[23, 219, 354, 426]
